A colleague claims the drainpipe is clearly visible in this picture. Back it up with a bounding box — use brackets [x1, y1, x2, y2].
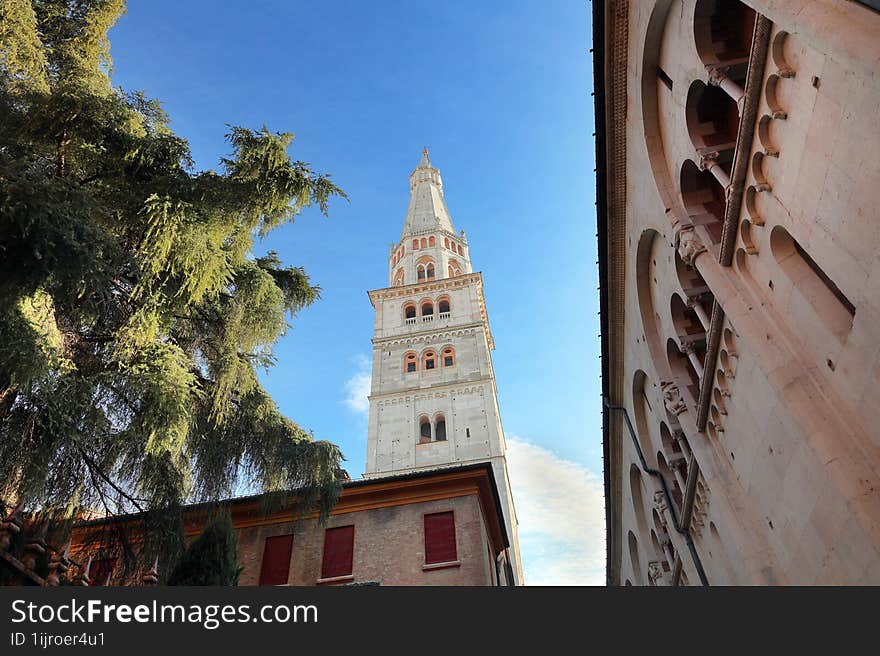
[603, 398, 710, 586]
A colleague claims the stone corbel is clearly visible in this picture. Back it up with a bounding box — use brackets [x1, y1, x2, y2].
[661, 381, 688, 416]
[675, 226, 707, 269]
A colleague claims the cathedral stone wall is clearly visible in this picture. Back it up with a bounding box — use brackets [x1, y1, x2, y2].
[234, 494, 494, 586]
[600, 0, 880, 585]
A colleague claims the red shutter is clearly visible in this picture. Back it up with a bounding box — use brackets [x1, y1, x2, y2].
[424, 512, 457, 564]
[259, 534, 294, 585]
[89, 558, 116, 586]
[321, 526, 354, 579]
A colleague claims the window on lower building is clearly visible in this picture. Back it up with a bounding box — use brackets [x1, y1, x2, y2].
[424, 512, 457, 564]
[259, 534, 294, 585]
[321, 526, 355, 579]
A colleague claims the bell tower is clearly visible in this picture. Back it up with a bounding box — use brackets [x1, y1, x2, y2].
[364, 150, 522, 583]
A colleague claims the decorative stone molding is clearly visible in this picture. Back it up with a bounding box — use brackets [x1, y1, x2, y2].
[698, 151, 719, 171]
[653, 490, 669, 526]
[647, 560, 666, 585]
[661, 381, 688, 416]
[675, 226, 707, 268]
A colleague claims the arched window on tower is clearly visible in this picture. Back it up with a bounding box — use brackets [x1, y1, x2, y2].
[419, 416, 431, 444]
[421, 301, 434, 317]
[404, 303, 416, 323]
[423, 349, 436, 370]
[444, 238, 450, 249]
[442, 347, 455, 367]
[417, 265, 426, 281]
[457, 244, 463, 255]
[421, 237, 428, 249]
[448, 260, 462, 278]
[394, 269, 405, 286]
[429, 236, 436, 247]
[426, 263, 435, 280]
[438, 297, 450, 315]
[434, 413, 447, 441]
[413, 239, 419, 250]
[404, 352, 418, 373]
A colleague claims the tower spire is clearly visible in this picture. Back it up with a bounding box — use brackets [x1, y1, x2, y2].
[402, 149, 455, 237]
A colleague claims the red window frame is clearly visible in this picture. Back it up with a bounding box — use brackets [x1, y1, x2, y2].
[424, 511, 457, 564]
[321, 525, 355, 579]
[258, 534, 294, 585]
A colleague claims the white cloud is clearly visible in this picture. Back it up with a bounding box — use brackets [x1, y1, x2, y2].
[343, 355, 372, 415]
[506, 437, 606, 586]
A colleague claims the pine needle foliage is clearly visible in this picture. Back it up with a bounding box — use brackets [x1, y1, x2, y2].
[167, 511, 241, 586]
[0, 0, 348, 567]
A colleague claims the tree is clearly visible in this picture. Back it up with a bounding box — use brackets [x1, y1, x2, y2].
[0, 0, 348, 570]
[167, 512, 241, 586]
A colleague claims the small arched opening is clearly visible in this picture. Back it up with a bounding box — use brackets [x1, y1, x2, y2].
[419, 415, 432, 444]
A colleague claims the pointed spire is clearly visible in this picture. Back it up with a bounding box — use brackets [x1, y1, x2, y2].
[402, 149, 456, 237]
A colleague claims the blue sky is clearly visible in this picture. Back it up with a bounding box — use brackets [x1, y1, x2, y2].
[108, 0, 604, 585]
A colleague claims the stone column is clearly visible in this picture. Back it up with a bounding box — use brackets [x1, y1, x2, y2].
[699, 151, 731, 189]
[707, 66, 745, 108]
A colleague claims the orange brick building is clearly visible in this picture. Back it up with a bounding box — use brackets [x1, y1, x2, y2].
[54, 463, 514, 587]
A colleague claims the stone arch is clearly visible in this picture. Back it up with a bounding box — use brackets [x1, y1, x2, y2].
[680, 158, 725, 244]
[403, 302, 417, 320]
[660, 421, 689, 487]
[685, 80, 739, 150]
[693, 0, 756, 66]
[740, 219, 758, 255]
[770, 30, 796, 76]
[765, 74, 786, 115]
[628, 531, 642, 583]
[671, 293, 707, 341]
[635, 229, 671, 379]
[421, 348, 437, 371]
[433, 412, 447, 441]
[437, 295, 451, 314]
[394, 268, 405, 286]
[447, 259, 462, 278]
[770, 225, 855, 339]
[713, 387, 727, 415]
[674, 248, 713, 323]
[418, 415, 431, 443]
[441, 345, 455, 367]
[666, 338, 700, 410]
[744, 186, 764, 226]
[757, 115, 779, 157]
[632, 370, 659, 468]
[657, 451, 684, 512]
[639, 0, 689, 224]
[629, 464, 650, 535]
